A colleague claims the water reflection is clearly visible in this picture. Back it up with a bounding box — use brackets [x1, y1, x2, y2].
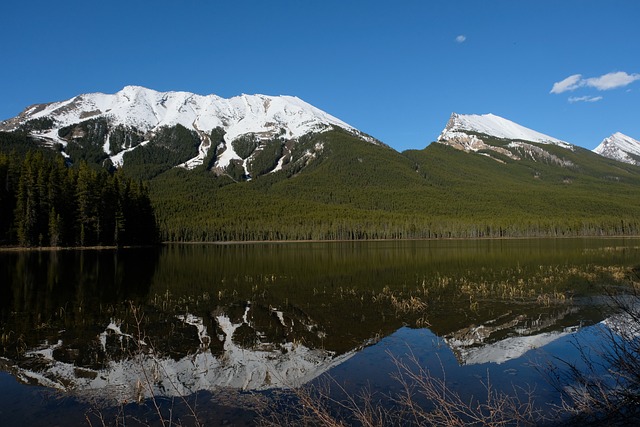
[444, 305, 581, 365]
[0, 239, 638, 409]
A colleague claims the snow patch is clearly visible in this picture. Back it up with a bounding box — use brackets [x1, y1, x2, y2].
[508, 141, 574, 167]
[110, 140, 150, 167]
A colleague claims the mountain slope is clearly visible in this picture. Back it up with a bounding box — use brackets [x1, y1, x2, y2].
[146, 125, 640, 241]
[0, 86, 377, 178]
[148, 100, 640, 240]
[437, 113, 575, 164]
[594, 132, 640, 166]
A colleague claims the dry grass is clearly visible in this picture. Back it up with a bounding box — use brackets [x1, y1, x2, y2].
[260, 267, 640, 426]
[543, 287, 640, 425]
[259, 352, 544, 427]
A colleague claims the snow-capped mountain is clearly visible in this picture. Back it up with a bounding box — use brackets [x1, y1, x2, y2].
[438, 113, 570, 146]
[437, 113, 574, 165]
[0, 86, 376, 176]
[593, 132, 640, 166]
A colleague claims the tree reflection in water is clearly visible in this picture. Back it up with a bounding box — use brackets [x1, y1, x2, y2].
[0, 239, 638, 424]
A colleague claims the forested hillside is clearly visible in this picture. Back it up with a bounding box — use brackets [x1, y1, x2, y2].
[144, 129, 640, 241]
[4, 122, 640, 244]
[0, 132, 159, 247]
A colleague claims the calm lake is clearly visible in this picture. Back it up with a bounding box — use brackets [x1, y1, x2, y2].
[1, 238, 639, 425]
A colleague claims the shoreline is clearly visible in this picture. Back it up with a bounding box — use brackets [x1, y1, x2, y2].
[0, 244, 158, 252]
[165, 235, 640, 245]
[3, 235, 640, 251]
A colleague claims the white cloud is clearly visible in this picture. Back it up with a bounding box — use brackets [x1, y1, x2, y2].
[550, 74, 583, 94]
[551, 71, 640, 94]
[568, 95, 603, 103]
[584, 71, 640, 91]
[455, 35, 466, 43]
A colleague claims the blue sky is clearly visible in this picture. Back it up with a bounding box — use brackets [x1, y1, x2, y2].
[1, 0, 638, 151]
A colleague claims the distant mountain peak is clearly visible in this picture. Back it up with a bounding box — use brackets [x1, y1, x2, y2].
[593, 132, 640, 165]
[436, 112, 574, 165]
[438, 112, 569, 146]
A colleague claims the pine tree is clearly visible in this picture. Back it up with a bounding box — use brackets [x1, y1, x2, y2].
[76, 162, 99, 246]
[48, 207, 61, 247]
[0, 152, 19, 243]
[15, 153, 39, 246]
[110, 173, 125, 246]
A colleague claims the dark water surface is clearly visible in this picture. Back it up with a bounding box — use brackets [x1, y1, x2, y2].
[1, 238, 639, 425]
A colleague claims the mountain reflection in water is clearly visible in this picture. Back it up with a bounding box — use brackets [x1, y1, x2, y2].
[6, 307, 356, 403]
[0, 239, 638, 421]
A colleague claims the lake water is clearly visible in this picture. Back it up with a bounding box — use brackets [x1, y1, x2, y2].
[1, 238, 638, 425]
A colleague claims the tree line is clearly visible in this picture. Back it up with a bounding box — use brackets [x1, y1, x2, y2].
[0, 150, 159, 247]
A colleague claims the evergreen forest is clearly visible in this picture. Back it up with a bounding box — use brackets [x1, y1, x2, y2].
[0, 133, 158, 247]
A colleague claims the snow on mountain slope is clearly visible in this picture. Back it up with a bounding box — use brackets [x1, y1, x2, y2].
[1, 86, 375, 172]
[438, 113, 570, 147]
[2, 86, 358, 138]
[593, 132, 640, 165]
[436, 113, 573, 164]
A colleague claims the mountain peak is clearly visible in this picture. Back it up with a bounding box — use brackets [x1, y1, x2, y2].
[439, 112, 569, 147]
[593, 132, 640, 165]
[0, 86, 377, 175]
[120, 84, 149, 94]
[1, 86, 361, 138]
[435, 113, 574, 166]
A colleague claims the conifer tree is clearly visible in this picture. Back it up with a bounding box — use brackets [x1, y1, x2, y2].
[48, 207, 61, 247]
[15, 153, 39, 246]
[76, 162, 99, 246]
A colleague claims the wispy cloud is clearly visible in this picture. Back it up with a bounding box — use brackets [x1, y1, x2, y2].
[550, 74, 583, 94]
[584, 71, 640, 91]
[455, 35, 466, 43]
[568, 95, 603, 103]
[550, 71, 640, 94]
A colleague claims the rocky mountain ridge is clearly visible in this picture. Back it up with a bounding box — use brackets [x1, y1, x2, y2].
[594, 132, 640, 166]
[0, 85, 377, 179]
[436, 112, 576, 165]
[2, 87, 639, 171]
